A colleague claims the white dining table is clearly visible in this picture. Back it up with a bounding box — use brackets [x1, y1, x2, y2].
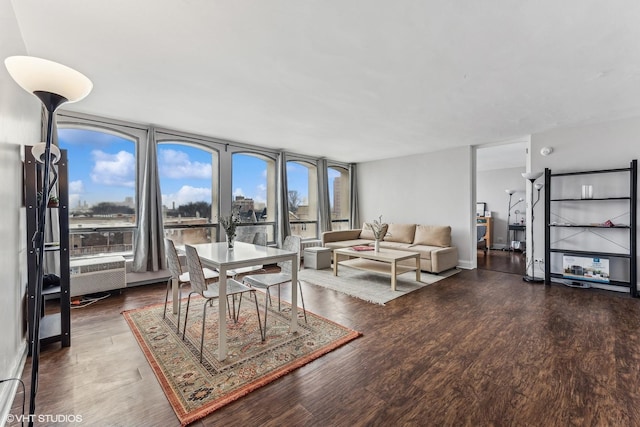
[175, 241, 299, 361]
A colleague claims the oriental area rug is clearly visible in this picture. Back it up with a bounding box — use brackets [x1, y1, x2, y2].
[123, 296, 360, 426]
[299, 267, 459, 305]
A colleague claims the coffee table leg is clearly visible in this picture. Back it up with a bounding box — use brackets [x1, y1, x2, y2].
[391, 261, 397, 291]
[333, 251, 338, 276]
[416, 256, 421, 282]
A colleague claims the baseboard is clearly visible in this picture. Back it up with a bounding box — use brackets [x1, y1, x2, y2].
[457, 260, 474, 270]
[0, 340, 27, 425]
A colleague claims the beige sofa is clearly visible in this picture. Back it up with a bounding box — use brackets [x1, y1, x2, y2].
[321, 223, 458, 273]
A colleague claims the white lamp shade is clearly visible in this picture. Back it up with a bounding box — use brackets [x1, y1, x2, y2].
[31, 143, 61, 164]
[5, 56, 92, 103]
[534, 183, 544, 190]
[522, 172, 543, 181]
[505, 189, 515, 195]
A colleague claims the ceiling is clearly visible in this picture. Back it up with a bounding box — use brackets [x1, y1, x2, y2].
[9, 1, 640, 163]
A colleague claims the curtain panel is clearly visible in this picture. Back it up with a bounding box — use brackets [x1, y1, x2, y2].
[349, 163, 360, 229]
[317, 158, 332, 233]
[276, 151, 291, 247]
[132, 128, 166, 272]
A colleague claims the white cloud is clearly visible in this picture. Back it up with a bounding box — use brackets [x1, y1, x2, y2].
[158, 148, 211, 179]
[69, 194, 81, 209]
[90, 150, 135, 187]
[254, 184, 267, 203]
[69, 180, 84, 193]
[163, 185, 210, 207]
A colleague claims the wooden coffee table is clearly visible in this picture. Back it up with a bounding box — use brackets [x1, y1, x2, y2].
[332, 247, 421, 291]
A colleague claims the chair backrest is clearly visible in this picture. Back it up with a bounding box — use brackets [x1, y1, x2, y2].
[477, 225, 487, 242]
[184, 245, 208, 295]
[165, 238, 184, 279]
[252, 231, 268, 246]
[278, 235, 301, 275]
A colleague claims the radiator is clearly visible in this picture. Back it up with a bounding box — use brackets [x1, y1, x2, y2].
[300, 239, 322, 259]
[70, 255, 126, 297]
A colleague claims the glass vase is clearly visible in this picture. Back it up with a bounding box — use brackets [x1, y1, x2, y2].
[226, 233, 235, 250]
[374, 239, 380, 252]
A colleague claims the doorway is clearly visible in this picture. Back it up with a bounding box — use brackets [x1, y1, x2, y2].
[476, 141, 528, 274]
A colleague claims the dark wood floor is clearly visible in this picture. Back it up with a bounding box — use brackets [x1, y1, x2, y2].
[10, 266, 640, 426]
[477, 248, 526, 275]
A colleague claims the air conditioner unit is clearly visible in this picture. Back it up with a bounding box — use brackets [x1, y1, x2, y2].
[70, 255, 126, 297]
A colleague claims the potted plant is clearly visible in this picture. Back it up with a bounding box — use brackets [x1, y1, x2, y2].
[47, 196, 59, 208]
[366, 215, 388, 252]
[219, 211, 241, 249]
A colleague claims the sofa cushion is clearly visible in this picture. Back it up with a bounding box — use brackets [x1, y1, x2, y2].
[378, 241, 413, 251]
[324, 239, 374, 250]
[384, 223, 416, 243]
[359, 223, 388, 240]
[413, 225, 451, 247]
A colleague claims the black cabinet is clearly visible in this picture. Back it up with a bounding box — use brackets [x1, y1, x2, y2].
[544, 160, 637, 296]
[25, 145, 71, 350]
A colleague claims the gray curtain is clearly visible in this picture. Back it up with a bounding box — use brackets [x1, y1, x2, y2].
[317, 158, 332, 233]
[133, 127, 166, 272]
[349, 163, 360, 229]
[276, 151, 291, 247]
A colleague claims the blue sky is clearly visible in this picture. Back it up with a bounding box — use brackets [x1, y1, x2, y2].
[58, 128, 331, 209]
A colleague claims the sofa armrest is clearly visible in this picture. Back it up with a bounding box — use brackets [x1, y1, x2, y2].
[430, 246, 458, 274]
[322, 229, 363, 246]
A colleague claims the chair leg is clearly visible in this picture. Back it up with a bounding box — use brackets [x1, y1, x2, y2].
[253, 291, 264, 341]
[182, 292, 195, 340]
[176, 287, 182, 333]
[298, 280, 307, 323]
[163, 278, 171, 319]
[200, 300, 209, 364]
[262, 292, 269, 340]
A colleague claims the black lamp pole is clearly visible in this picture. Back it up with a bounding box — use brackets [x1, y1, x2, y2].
[28, 93, 68, 425]
[522, 174, 544, 283]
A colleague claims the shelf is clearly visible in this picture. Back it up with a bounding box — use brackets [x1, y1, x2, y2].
[550, 167, 631, 177]
[39, 313, 62, 344]
[548, 272, 631, 287]
[548, 248, 631, 258]
[25, 145, 71, 353]
[550, 197, 630, 201]
[544, 160, 637, 297]
[548, 224, 630, 229]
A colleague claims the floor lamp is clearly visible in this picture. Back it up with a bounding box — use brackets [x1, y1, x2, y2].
[5, 56, 92, 426]
[521, 171, 544, 283]
[505, 189, 523, 251]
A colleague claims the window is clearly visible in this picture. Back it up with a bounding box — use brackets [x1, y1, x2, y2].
[58, 127, 137, 258]
[328, 165, 350, 230]
[231, 153, 276, 243]
[287, 160, 318, 240]
[158, 142, 218, 245]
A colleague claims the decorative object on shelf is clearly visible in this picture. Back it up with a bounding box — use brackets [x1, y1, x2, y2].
[521, 171, 544, 283]
[581, 184, 594, 199]
[5, 55, 92, 425]
[47, 196, 59, 208]
[366, 215, 387, 252]
[219, 211, 241, 249]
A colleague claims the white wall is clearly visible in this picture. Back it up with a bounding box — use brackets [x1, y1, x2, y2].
[0, 1, 41, 417]
[358, 146, 474, 269]
[530, 116, 640, 292]
[477, 167, 526, 249]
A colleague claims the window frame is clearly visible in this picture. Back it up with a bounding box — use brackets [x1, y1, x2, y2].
[57, 112, 145, 258]
[156, 138, 220, 245]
